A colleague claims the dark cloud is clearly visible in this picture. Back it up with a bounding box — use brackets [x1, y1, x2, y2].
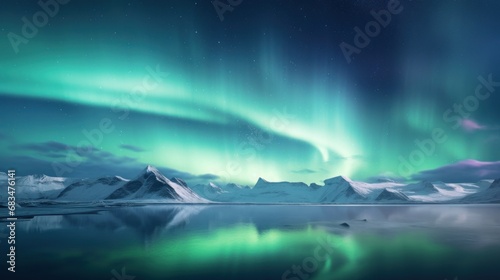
[156, 168, 219, 184]
[120, 144, 146, 152]
[1, 142, 219, 186]
[365, 174, 406, 183]
[411, 159, 500, 183]
[0, 155, 52, 175]
[15, 141, 70, 153]
[291, 169, 317, 174]
[12, 141, 140, 165]
[6, 141, 137, 177]
[326, 154, 366, 163]
[13, 141, 99, 159]
[196, 173, 220, 180]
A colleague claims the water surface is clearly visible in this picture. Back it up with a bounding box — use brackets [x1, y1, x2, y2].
[1, 205, 499, 279]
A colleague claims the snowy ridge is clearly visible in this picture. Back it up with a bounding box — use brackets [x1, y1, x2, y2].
[402, 181, 485, 202]
[193, 179, 314, 203]
[375, 188, 411, 202]
[191, 182, 226, 197]
[8, 174, 68, 200]
[459, 178, 500, 203]
[490, 179, 500, 189]
[6, 166, 207, 204]
[316, 176, 403, 203]
[3, 167, 500, 204]
[254, 177, 309, 190]
[57, 176, 128, 201]
[191, 175, 499, 204]
[105, 165, 207, 203]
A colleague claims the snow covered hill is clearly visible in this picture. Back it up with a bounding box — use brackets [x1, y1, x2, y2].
[2, 166, 207, 204]
[375, 188, 411, 202]
[491, 179, 500, 189]
[249, 178, 315, 202]
[459, 179, 500, 203]
[316, 176, 386, 203]
[0, 173, 69, 200]
[187, 176, 498, 204]
[191, 182, 225, 197]
[2, 167, 499, 204]
[104, 165, 207, 202]
[57, 176, 128, 201]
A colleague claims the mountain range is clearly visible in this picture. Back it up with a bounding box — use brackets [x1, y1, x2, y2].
[1, 165, 499, 204]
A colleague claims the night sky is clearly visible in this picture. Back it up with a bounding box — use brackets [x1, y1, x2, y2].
[1, 0, 500, 185]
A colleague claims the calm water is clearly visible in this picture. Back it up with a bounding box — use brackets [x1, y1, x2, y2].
[1, 205, 500, 280]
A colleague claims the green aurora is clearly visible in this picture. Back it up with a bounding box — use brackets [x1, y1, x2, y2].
[1, 0, 499, 185]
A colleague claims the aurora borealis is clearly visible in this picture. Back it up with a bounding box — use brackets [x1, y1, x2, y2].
[1, 0, 500, 185]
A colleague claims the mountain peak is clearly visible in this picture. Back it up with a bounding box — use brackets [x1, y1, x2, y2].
[139, 165, 162, 176]
[225, 183, 243, 189]
[309, 183, 323, 189]
[490, 179, 500, 189]
[30, 174, 48, 179]
[105, 166, 206, 202]
[257, 177, 268, 183]
[209, 182, 220, 188]
[136, 165, 169, 183]
[254, 177, 269, 187]
[20, 174, 65, 184]
[376, 188, 410, 202]
[145, 165, 159, 173]
[253, 178, 310, 190]
[421, 181, 439, 192]
[324, 175, 351, 185]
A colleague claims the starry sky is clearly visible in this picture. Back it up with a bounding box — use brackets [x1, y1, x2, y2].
[1, 0, 500, 185]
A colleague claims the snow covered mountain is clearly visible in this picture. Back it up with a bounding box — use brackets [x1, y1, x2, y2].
[492, 179, 500, 189]
[57, 176, 128, 201]
[401, 181, 488, 202]
[250, 178, 315, 202]
[223, 183, 249, 191]
[312, 176, 428, 204]
[104, 165, 206, 202]
[3, 167, 500, 204]
[188, 176, 498, 204]
[191, 182, 225, 197]
[375, 188, 411, 202]
[316, 176, 379, 203]
[3, 166, 207, 204]
[459, 179, 500, 203]
[0, 173, 69, 200]
[193, 178, 316, 203]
